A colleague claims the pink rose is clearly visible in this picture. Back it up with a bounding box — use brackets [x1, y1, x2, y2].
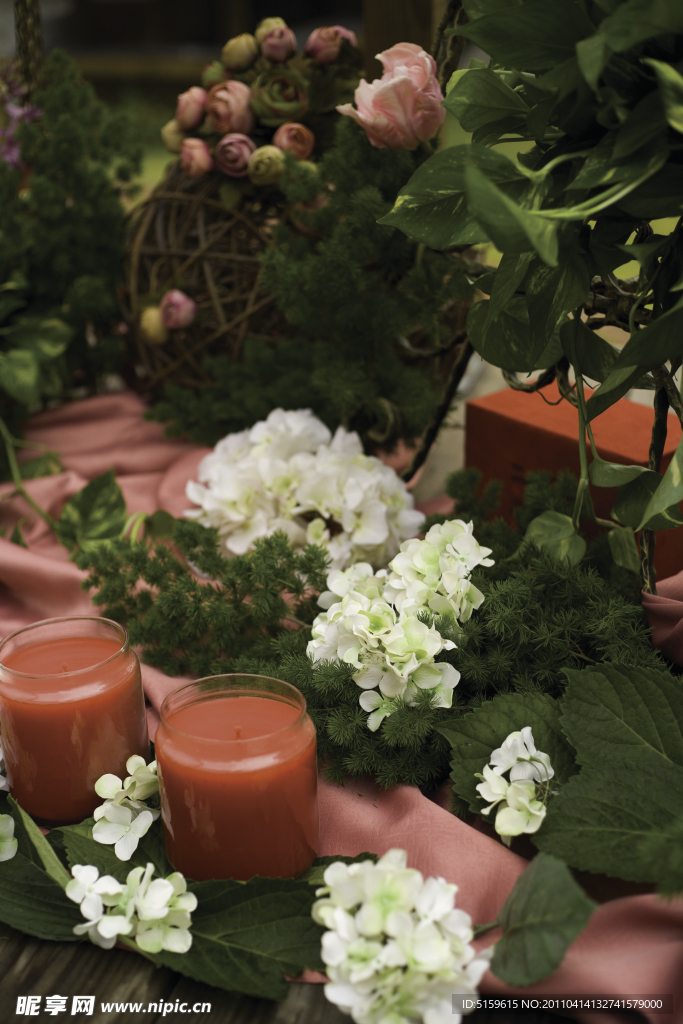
[160, 290, 197, 330]
[260, 26, 297, 63]
[206, 81, 254, 135]
[175, 86, 207, 131]
[215, 132, 256, 177]
[337, 43, 444, 150]
[180, 138, 213, 177]
[272, 122, 315, 159]
[304, 25, 357, 64]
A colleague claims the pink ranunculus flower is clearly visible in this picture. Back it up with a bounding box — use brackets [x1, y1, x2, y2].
[180, 137, 213, 177]
[206, 81, 254, 136]
[261, 26, 297, 63]
[215, 132, 257, 177]
[160, 290, 197, 330]
[175, 86, 207, 131]
[272, 122, 315, 159]
[305, 25, 357, 64]
[337, 42, 444, 150]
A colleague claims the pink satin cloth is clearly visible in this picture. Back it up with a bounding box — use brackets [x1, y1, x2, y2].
[0, 393, 680, 1022]
[643, 573, 683, 666]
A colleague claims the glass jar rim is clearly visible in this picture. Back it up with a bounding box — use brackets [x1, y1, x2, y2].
[159, 674, 308, 744]
[0, 616, 129, 679]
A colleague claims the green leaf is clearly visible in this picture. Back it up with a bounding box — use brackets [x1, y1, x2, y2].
[378, 144, 526, 249]
[0, 849, 82, 941]
[534, 761, 683, 882]
[464, 165, 559, 266]
[484, 251, 534, 327]
[299, 853, 378, 887]
[491, 853, 597, 986]
[617, 164, 683, 219]
[18, 451, 65, 479]
[613, 92, 667, 161]
[526, 256, 589, 363]
[607, 527, 640, 575]
[615, 234, 671, 278]
[559, 319, 618, 384]
[0, 293, 26, 323]
[9, 797, 71, 889]
[0, 348, 40, 406]
[589, 457, 648, 487]
[522, 510, 586, 566]
[452, 0, 594, 70]
[1, 316, 72, 361]
[145, 509, 176, 540]
[599, 0, 683, 53]
[576, 33, 612, 92]
[612, 468, 683, 531]
[444, 67, 529, 131]
[560, 663, 683, 771]
[150, 877, 324, 1000]
[467, 297, 535, 372]
[609, 296, 683, 374]
[58, 817, 171, 883]
[437, 692, 577, 816]
[56, 468, 127, 552]
[586, 364, 652, 420]
[635, 434, 683, 531]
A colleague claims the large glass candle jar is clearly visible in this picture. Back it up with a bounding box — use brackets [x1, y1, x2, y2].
[0, 616, 149, 825]
[155, 675, 319, 881]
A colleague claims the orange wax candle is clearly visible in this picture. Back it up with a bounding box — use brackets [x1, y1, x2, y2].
[155, 675, 319, 881]
[0, 617, 149, 825]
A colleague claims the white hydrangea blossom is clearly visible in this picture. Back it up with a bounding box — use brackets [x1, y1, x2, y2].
[0, 813, 17, 861]
[184, 408, 425, 570]
[475, 728, 554, 846]
[307, 521, 494, 731]
[312, 849, 491, 1024]
[66, 862, 196, 954]
[93, 756, 160, 861]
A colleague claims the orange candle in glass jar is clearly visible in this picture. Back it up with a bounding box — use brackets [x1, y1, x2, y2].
[0, 617, 149, 825]
[155, 675, 319, 881]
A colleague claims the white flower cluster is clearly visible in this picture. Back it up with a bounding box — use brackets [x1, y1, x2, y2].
[92, 756, 160, 861]
[185, 408, 425, 570]
[307, 522, 494, 730]
[475, 728, 554, 846]
[66, 862, 196, 953]
[313, 849, 491, 1024]
[0, 813, 17, 862]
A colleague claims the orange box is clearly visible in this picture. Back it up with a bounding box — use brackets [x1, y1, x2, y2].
[465, 384, 683, 580]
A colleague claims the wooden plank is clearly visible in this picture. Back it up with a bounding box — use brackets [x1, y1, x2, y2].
[0, 921, 346, 1023]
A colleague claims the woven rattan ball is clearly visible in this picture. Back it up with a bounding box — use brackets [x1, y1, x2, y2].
[125, 162, 288, 396]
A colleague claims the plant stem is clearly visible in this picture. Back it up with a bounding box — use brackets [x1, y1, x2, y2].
[641, 386, 669, 595]
[0, 417, 58, 531]
[570, 312, 590, 531]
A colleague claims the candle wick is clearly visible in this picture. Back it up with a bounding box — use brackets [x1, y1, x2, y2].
[234, 726, 242, 739]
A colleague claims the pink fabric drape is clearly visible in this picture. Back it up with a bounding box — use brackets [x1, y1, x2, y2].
[0, 393, 679, 1023]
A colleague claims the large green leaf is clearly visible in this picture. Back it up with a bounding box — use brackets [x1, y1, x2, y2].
[559, 319, 618, 384]
[617, 164, 683, 219]
[491, 854, 596, 986]
[58, 818, 172, 884]
[607, 527, 640, 575]
[151, 877, 324, 1000]
[1, 316, 72, 361]
[10, 797, 70, 889]
[438, 692, 577, 816]
[561, 664, 683, 771]
[589, 456, 648, 488]
[635, 435, 683, 531]
[467, 296, 535, 372]
[534, 761, 683, 881]
[0, 850, 82, 941]
[444, 67, 528, 131]
[608, 296, 683, 373]
[484, 251, 534, 327]
[586, 364, 652, 420]
[612, 469, 683, 531]
[452, 0, 594, 70]
[646, 60, 683, 135]
[522, 511, 586, 566]
[613, 92, 667, 160]
[378, 144, 526, 249]
[56, 468, 127, 552]
[0, 348, 40, 406]
[599, 0, 683, 53]
[526, 256, 589, 362]
[464, 166, 559, 265]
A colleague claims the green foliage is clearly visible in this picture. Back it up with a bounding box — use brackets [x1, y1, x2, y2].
[56, 468, 128, 553]
[490, 853, 597, 986]
[151, 117, 474, 451]
[0, 51, 141, 430]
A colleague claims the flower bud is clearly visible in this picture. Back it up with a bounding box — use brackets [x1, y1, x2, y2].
[160, 290, 197, 330]
[260, 26, 297, 62]
[221, 33, 259, 70]
[255, 17, 287, 44]
[272, 122, 314, 159]
[305, 25, 357, 64]
[201, 60, 228, 88]
[248, 144, 286, 186]
[175, 86, 207, 131]
[160, 118, 184, 154]
[180, 138, 213, 178]
[140, 307, 169, 346]
[206, 81, 254, 135]
[250, 69, 308, 127]
[215, 132, 256, 177]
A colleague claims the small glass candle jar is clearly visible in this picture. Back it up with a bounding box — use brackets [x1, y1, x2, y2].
[155, 674, 319, 881]
[0, 616, 149, 825]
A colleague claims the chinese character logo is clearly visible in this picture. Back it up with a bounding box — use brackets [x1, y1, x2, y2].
[16, 997, 41, 1016]
[71, 997, 95, 1016]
